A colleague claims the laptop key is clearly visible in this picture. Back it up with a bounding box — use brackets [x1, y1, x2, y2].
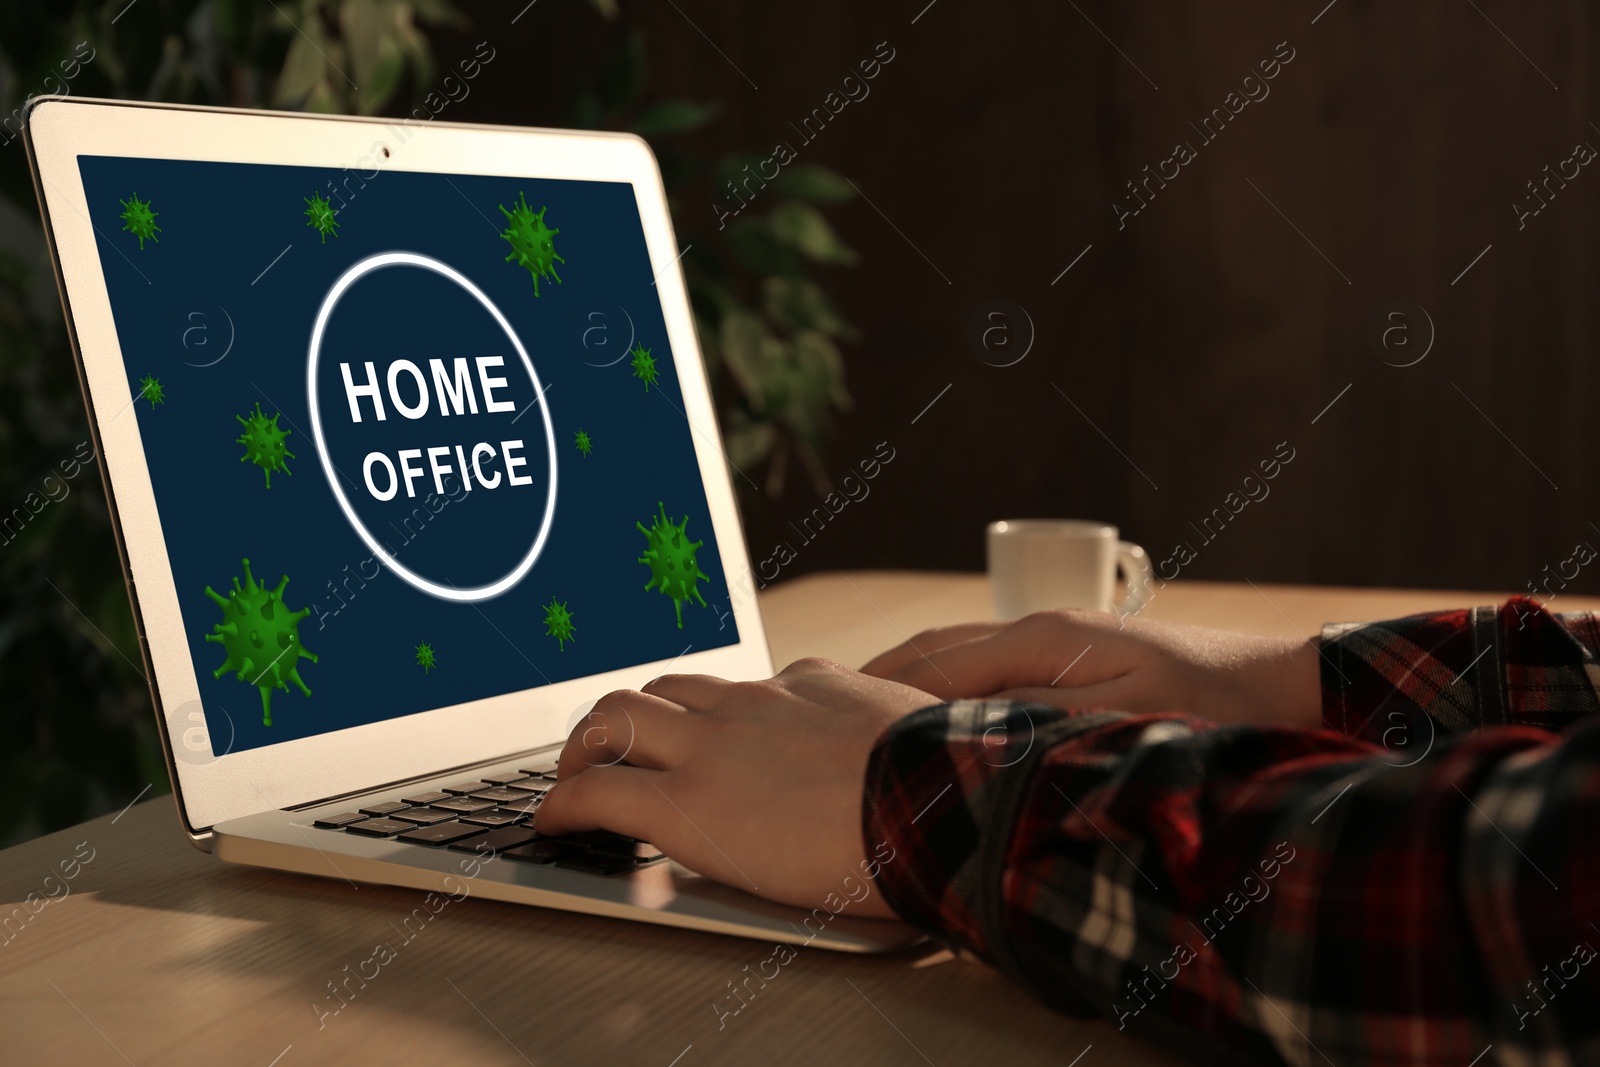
[397, 822, 488, 846]
[393, 808, 457, 825]
[555, 852, 638, 876]
[468, 786, 529, 803]
[399, 790, 452, 805]
[345, 818, 415, 836]
[498, 796, 544, 815]
[501, 839, 585, 865]
[358, 800, 411, 817]
[449, 826, 540, 855]
[562, 830, 640, 852]
[461, 810, 524, 828]
[313, 812, 368, 829]
[442, 780, 490, 795]
[481, 772, 532, 785]
[518, 767, 558, 779]
[505, 779, 554, 794]
[431, 796, 496, 814]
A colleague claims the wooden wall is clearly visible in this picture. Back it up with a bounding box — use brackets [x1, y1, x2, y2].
[459, 0, 1600, 596]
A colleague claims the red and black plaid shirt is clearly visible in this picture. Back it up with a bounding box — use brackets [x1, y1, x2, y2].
[863, 597, 1600, 1067]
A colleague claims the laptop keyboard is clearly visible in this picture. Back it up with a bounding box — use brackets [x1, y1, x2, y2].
[310, 765, 664, 874]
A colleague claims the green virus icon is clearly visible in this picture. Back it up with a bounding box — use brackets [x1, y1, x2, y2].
[543, 598, 576, 651]
[637, 501, 710, 629]
[303, 191, 340, 243]
[235, 402, 295, 488]
[630, 344, 659, 391]
[119, 193, 161, 250]
[574, 429, 593, 457]
[415, 642, 437, 673]
[139, 373, 166, 408]
[497, 192, 564, 296]
[203, 558, 318, 727]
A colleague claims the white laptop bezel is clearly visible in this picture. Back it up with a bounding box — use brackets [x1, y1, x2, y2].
[24, 96, 773, 837]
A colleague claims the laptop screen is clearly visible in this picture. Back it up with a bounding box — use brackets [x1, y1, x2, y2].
[76, 154, 740, 757]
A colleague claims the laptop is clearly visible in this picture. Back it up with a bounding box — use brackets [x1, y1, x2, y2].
[23, 95, 918, 953]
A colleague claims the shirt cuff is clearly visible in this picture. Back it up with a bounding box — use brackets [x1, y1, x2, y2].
[860, 702, 999, 955]
[1318, 595, 1600, 743]
[860, 700, 1125, 958]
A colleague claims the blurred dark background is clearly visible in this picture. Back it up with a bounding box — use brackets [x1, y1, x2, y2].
[3, 0, 1595, 843]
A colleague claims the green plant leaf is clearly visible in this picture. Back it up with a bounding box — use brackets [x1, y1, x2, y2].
[307, 78, 342, 113]
[778, 164, 855, 203]
[717, 307, 773, 410]
[341, 0, 406, 114]
[273, 31, 327, 105]
[366, 38, 405, 113]
[714, 151, 773, 192]
[793, 328, 852, 410]
[725, 418, 775, 470]
[768, 201, 858, 265]
[761, 276, 857, 340]
[341, 0, 382, 83]
[725, 217, 803, 277]
[686, 270, 738, 316]
[390, 7, 436, 102]
[630, 98, 720, 138]
[407, 0, 470, 28]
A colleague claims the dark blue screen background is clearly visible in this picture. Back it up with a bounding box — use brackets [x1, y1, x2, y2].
[78, 155, 739, 755]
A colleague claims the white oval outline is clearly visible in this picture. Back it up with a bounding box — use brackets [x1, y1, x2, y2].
[305, 251, 558, 603]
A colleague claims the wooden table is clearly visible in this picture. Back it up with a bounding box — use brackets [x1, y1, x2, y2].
[3, 572, 1580, 1066]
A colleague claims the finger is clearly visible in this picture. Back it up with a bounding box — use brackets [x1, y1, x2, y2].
[988, 685, 1124, 710]
[889, 625, 1111, 702]
[776, 661, 942, 712]
[534, 764, 670, 843]
[644, 660, 851, 717]
[859, 622, 1007, 678]
[555, 690, 693, 779]
[777, 655, 848, 674]
[639, 671, 734, 709]
[989, 678, 1163, 716]
[773, 656, 855, 683]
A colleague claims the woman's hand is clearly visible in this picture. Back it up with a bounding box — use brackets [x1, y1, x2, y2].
[535, 615, 1320, 911]
[860, 610, 1323, 729]
[533, 658, 940, 917]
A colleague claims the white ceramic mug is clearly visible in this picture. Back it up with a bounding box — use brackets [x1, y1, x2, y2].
[986, 519, 1153, 619]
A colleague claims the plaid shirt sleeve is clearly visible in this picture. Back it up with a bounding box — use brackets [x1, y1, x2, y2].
[862, 597, 1600, 1067]
[1319, 594, 1600, 741]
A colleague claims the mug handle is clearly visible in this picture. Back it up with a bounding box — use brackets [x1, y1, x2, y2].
[1113, 541, 1153, 617]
